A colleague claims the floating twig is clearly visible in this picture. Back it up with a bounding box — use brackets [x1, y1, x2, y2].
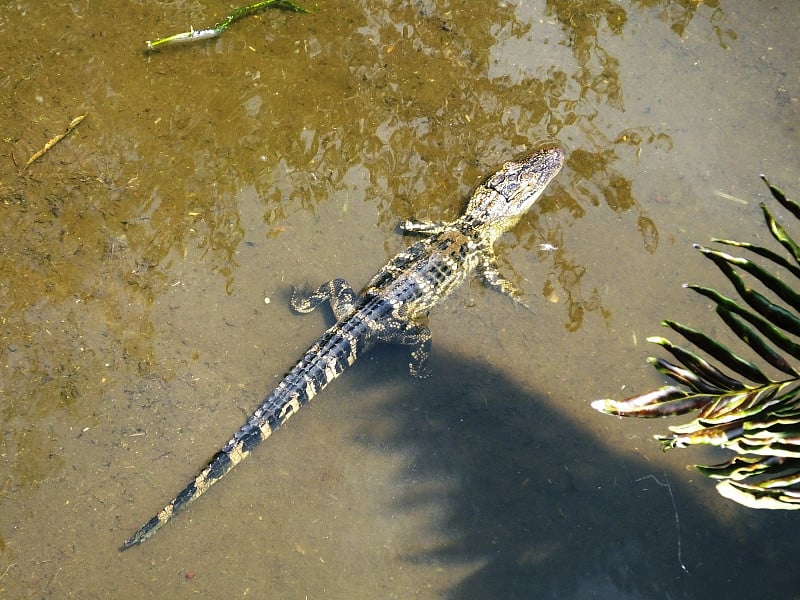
[635, 473, 689, 573]
[25, 114, 86, 167]
[0, 562, 15, 582]
[146, 0, 309, 51]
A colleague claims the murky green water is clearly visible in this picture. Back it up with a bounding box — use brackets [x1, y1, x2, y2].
[0, 0, 797, 597]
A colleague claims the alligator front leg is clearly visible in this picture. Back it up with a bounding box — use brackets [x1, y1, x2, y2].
[477, 253, 533, 312]
[291, 278, 360, 320]
[371, 317, 432, 378]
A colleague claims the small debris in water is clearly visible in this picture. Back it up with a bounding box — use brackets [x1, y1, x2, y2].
[713, 189, 748, 205]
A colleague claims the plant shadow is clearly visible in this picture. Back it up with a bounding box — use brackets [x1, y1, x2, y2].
[348, 346, 799, 600]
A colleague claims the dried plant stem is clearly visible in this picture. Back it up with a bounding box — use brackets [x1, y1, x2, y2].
[26, 114, 86, 166]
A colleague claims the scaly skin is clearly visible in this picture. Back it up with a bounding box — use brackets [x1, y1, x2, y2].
[121, 145, 564, 549]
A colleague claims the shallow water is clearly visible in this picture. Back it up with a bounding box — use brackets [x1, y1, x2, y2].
[0, 0, 797, 597]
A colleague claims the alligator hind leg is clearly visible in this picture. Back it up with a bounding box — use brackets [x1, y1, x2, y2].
[371, 318, 432, 378]
[291, 278, 360, 321]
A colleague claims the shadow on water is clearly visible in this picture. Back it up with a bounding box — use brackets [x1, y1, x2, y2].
[346, 345, 798, 599]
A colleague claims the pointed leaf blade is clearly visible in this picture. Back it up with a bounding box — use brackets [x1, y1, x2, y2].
[695, 246, 800, 337]
[688, 284, 800, 361]
[712, 235, 800, 280]
[760, 200, 800, 266]
[648, 336, 743, 391]
[698, 245, 800, 313]
[663, 319, 771, 383]
[716, 307, 800, 377]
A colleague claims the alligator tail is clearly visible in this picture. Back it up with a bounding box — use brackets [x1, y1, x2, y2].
[121, 317, 368, 549]
[121, 414, 272, 550]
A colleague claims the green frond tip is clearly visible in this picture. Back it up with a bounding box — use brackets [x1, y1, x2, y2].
[761, 175, 800, 220]
[760, 201, 800, 264]
[592, 176, 800, 510]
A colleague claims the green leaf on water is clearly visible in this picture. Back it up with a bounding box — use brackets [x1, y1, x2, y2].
[592, 177, 800, 510]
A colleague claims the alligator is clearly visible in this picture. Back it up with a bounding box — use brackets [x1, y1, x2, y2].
[121, 145, 564, 549]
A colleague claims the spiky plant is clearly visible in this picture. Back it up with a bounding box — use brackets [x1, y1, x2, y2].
[592, 177, 800, 510]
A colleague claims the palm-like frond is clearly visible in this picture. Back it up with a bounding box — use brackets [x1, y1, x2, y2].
[592, 177, 800, 510]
